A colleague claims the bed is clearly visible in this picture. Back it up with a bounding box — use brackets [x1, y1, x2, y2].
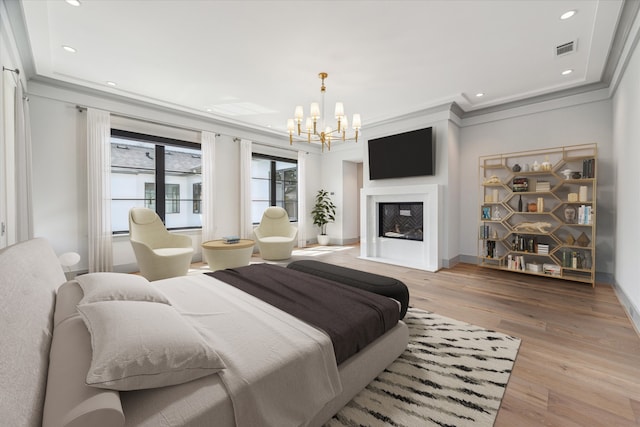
[0, 238, 409, 427]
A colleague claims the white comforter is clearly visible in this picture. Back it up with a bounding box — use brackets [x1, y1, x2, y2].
[146, 274, 342, 427]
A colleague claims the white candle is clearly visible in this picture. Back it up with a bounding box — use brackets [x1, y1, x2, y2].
[579, 186, 588, 202]
[492, 189, 499, 202]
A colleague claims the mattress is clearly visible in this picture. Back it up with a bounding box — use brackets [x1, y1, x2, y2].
[119, 272, 408, 426]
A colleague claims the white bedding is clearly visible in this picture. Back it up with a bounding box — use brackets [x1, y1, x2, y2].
[122, 274, 342, 427]
[2, 238, 409, 427]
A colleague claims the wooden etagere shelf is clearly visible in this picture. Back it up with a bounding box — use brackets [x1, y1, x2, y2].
[478, 143, 597, 286]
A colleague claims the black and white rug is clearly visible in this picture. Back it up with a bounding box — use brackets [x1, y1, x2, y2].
[326, 308, 521, 427]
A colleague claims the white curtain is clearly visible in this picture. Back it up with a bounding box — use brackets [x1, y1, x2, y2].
[297, 150, 307, 248]
[14, 81, 33, 242]
[201, 131, 217, 242]
[239, 139, 253, 239]
[87, 108, 113, 272]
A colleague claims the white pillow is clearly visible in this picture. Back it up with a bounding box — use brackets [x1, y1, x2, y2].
[77, 301, 225, 391]
[76, 272, 170, 305]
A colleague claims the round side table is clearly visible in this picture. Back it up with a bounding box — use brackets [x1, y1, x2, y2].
[201, 239, 255, 271]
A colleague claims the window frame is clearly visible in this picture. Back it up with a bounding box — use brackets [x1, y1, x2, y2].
[110, 129, 202, 234]
[251, 153, 298, 224]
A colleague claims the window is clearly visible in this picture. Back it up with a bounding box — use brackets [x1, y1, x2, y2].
[110, 129, 202, 233]
[144, 183, 181, 214]
[193, 183, 202, 214]
[251, 154, 297, 223]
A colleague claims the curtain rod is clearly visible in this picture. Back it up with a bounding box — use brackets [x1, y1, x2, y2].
[3, 66, 21, 86]
[3, 66, 20, 74]
[252, 140, 308, 154]
[76, 104, 307, 154]
[75, 104, 207, 134]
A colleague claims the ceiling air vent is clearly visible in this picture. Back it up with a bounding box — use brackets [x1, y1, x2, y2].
[556, 40, 576, 56]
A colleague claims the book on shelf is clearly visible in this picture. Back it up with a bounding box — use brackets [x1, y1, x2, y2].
[578, 205, 592, 225]
[479, 225, 498, 239]
[582, 158, 596, 179]
[535, 181, 551, 192]
[537, 244, 549, 254]
[543, 263, 561, 276]
[512, 234, 537, 252]
[512, 177, 529, 192]
[507, 254, 527, 271]
[527, 262, 542, 273]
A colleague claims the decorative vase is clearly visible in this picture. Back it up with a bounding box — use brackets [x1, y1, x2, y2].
[528, 202, 537, 212]
[317, 234, 330, 246]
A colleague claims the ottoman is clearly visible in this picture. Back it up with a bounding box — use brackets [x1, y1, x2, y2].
[287, 260, 409, 319]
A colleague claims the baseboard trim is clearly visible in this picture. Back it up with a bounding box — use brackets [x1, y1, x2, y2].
[595, 271, 614, 285]
[442, 255, 461, 269]
[612, 281, 640, 337]
[459, 254, 477, 265]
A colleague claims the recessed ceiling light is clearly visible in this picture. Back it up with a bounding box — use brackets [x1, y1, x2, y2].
[66, 0, 81, 6]
[560, 10, 576, 20]
[475, 93, 485, 97]
[62, 45, 77, 53]
[562, 69, 573, 75]
[106, 81, 117, 87]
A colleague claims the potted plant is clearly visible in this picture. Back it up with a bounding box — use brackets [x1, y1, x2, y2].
[311, 189, 336, 245]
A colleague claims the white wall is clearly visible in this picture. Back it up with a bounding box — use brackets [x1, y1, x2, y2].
[361, 106, 460, 267]
[612, 26, 640, 327]
[21, 75, 619, 284]
[459, 97, 614, 281]
[315, 143, 365, 243]
[26, 80, 322, 273]
[446, 119, 461, 265]
[341, 160, 359, 244]
[29, 96, 88, 266]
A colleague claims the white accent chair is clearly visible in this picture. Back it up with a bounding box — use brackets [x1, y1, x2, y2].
[128, 207, 194, 281]
[254, 206, 297, 261]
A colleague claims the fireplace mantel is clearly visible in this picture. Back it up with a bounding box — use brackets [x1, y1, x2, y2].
[360, 184, 441, 272]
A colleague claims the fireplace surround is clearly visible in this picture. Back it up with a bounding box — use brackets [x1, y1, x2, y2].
[360, 184, 441, 272]
[378, 202, 424, 241]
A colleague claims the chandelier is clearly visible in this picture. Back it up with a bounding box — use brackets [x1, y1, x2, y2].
[287, 72, 362, 151]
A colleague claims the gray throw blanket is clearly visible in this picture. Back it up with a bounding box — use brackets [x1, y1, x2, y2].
[208, 263, 400, 364]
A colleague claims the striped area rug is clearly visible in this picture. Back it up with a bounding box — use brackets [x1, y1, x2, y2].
[326, 308, 521, 427]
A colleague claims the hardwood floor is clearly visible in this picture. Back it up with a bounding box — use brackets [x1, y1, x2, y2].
[267, 245, 640, 426]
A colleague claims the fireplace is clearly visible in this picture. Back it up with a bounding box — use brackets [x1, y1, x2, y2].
[378, 202, 423, 241]
[360, 184, 441, 272]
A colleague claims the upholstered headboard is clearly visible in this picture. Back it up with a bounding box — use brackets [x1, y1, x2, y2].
[0, 238, 66, 426]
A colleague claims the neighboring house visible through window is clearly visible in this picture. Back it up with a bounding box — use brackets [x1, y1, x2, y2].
[110, 129, 202, 233]
[144, 183, 181, 214]
[192, 183, 202, 214]
[251, 154, 298, 223]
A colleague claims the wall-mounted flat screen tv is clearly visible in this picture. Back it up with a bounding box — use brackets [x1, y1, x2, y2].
[368, 127, 435, 180]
